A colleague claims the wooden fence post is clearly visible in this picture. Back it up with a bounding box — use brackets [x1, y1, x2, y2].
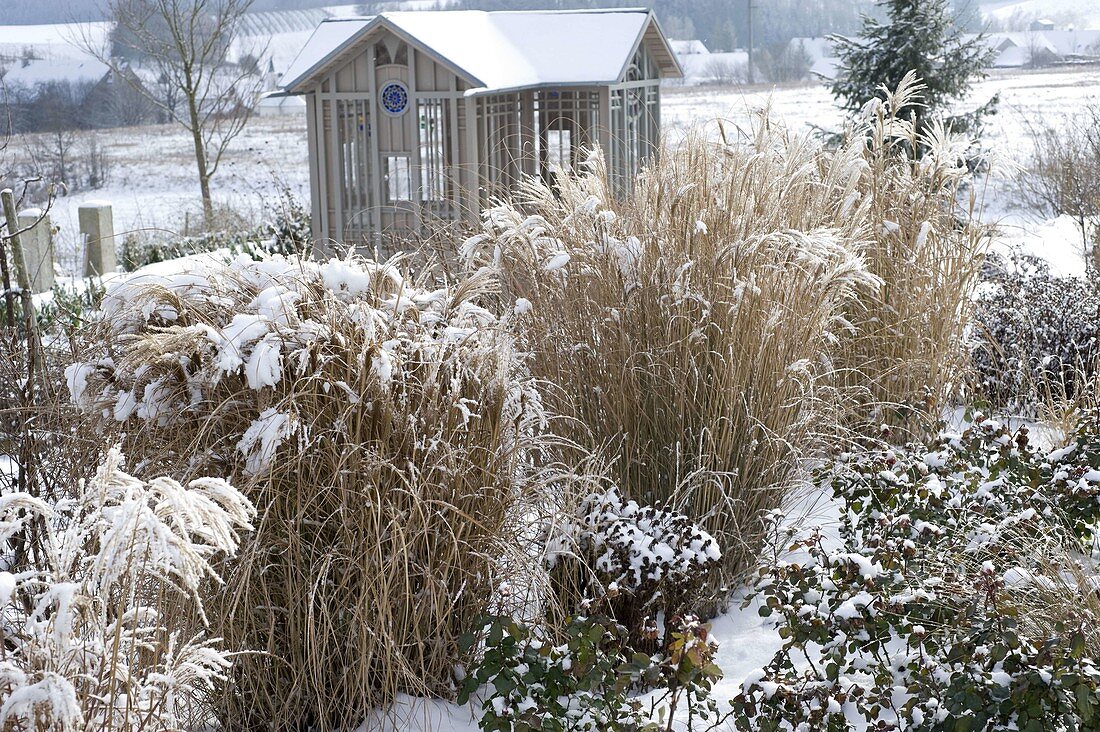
[1, 189, 44, 379]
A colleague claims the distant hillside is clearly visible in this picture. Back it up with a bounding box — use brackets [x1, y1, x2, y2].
[411, 0, 874, 52]
[980, 0, 1100, 29]
[3, 0, 342, 25]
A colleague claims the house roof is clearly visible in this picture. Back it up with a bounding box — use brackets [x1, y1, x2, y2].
[0, 57, 110, 89]
[959, 30, 1100, 67]
[281, 9, 682, 96]
[674, 51, 749, 85]
[670, 39, 709, 56]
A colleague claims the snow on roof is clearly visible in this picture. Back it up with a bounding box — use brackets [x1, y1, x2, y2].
[1042, 29, 1100, 56]
[964, 30, 1100, 67]
[672, 51, 749, 85]
[670, 39, 709, 56]
[282, 9, 678, 95]
[281, 16, 367, 89]
[1, 57, 109, 89]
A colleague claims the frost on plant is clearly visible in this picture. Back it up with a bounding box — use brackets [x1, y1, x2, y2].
[65, 252, 543, 477]
[63, 252, 552, 726]
[0, 448, 255, 730]
[972, 253, 1100, 413]
[734, 411, 1100, 730]
[550, 484, 722, 647]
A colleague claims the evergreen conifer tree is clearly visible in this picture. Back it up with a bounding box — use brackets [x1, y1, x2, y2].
[831, 0, 996, 133]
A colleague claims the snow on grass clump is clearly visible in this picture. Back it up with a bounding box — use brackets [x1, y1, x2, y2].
[465, 98, 881, 598]
[0, 448, 254, 730]
[65, 252, 555, 729]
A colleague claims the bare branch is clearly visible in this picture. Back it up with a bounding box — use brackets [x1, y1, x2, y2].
[81, 0, 259, 224]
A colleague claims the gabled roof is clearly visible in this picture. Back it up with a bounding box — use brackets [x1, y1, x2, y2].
[0, 57, 110, 89]
[281, 9, 682, 96]
[669, 39, 709, 56]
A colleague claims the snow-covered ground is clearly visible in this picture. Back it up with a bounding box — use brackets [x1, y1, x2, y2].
[661, 66, 1100, 275]
[16, 65, 1099, 277]
[9, 116, 311, 276]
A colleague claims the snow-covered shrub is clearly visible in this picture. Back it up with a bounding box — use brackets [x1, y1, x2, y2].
[550, 485, 721, 648]
[66, 252, 552, 728]
[0, 447, 254, 730]
[1017, 102, 1100, 273]
[466, 110, 880, 594]
[458, 611, 728, 732]
[734, 410, 1100, 730]
[118, 189, 310, 272]
[972, 253, 1100, 413]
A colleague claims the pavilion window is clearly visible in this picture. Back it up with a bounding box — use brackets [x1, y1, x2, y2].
[385, 155, 412, 202]
[418, 99, 447, 202]
[545, 128, 571, 169]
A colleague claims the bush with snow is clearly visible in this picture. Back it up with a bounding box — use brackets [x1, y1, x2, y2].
[972, 253, 1100, 412]
[550, 485, 721, 648]
[0, 447, 254, 730]
[65, 251, 553, 728]
[118, 188, 310, 272]
[734, 409, 1100, 730]
[459, 611, 728, 732]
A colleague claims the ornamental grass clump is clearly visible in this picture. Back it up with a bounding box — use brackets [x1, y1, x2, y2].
[840, 72, 992, 432]
[0, 447, 255, 731]
[466, 75, 988, 595]
[465, 111, 880, 590]
[65, 252, 555, 729]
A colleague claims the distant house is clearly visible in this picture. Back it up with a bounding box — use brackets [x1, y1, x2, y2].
[282, 9, 681, 245]
[0, 56, 109, 91]
[256, 90, 306, 116]
[0, 56, 157, 130]
[669, 39, 710, 56]
[968, 29, 1100, 68]
[666, 38, 751, 86]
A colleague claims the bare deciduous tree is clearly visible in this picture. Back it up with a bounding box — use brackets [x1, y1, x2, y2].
[86, 0, 264, 225]
[702, 57, 746, 87]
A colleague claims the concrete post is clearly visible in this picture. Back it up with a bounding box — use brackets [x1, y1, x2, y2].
[16, 209, 54, 294]
[79, 202, 116, 277]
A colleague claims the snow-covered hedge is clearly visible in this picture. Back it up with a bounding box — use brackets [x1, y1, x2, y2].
[118, 190, 310, 272]
[734, 410, 1100, 730]
[64, 252, 552, 728]
[972, 253, 1100, 412]
[459, 611, 727, 731]
[549, 485, 721, 647]
[0, 448, 254, 730]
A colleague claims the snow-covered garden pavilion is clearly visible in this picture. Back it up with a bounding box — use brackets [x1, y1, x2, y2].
[281, 9, 682, 245]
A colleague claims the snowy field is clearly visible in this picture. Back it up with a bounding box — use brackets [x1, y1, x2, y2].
[663, 66, 1100, 275]
[10, 65, 1099, 279]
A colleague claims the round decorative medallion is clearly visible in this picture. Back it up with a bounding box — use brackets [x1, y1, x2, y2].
[379, 81, 409, 116]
